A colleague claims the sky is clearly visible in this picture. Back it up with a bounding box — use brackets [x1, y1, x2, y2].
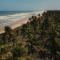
[0, 0, 60, 11]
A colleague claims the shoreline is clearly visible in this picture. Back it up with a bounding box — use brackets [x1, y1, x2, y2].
[0, 11, 44, 34]
[10, 17, 28, 29]
[0, 17, 29, 34]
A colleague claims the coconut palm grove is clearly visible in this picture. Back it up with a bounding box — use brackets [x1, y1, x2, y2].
[0, 10, 60, 60]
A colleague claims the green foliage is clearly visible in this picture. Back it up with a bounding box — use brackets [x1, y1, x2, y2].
[18, 57, 26, 60]
[0, 10, 60, 60]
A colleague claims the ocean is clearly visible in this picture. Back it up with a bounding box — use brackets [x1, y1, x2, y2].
[0, 11, 33, 26]
[0, 11, 32, 16]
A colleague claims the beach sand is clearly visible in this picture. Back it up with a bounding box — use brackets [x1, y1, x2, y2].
[0, 26, 5, 34]
[10, 17, 28, 29]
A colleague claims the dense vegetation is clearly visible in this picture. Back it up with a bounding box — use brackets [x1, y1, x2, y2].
[0, 10, 60, 60]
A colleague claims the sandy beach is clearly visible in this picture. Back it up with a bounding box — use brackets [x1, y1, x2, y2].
[10, 17, 28, 29]
[0, 26, 5, 34]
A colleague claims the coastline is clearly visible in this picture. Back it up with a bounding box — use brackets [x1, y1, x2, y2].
[0, 11, 44, 34]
